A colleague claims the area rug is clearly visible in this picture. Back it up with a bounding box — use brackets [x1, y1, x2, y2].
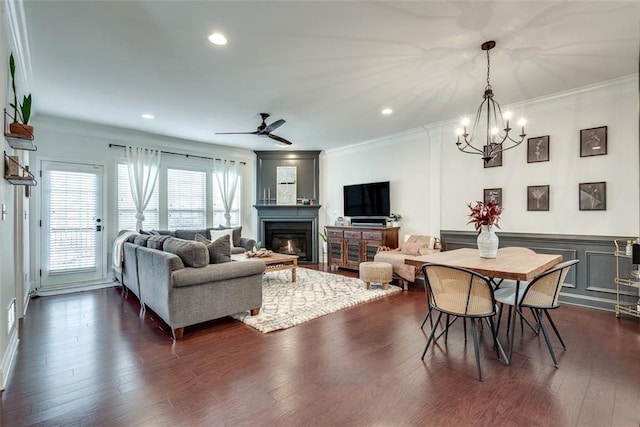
[232, 268, 402, 333]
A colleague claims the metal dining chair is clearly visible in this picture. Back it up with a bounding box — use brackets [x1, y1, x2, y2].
[494, 259, 579, 367]
[421, 263, 507, 381]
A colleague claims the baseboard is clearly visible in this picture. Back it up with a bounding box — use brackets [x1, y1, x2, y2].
[0, 329, 19, 391]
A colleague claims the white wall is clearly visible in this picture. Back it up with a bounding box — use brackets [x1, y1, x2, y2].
[324, 75, 639, 239]
[28, 115, 258, 290]
[322, 127, 441, 238]
[0, 0, 19, 390]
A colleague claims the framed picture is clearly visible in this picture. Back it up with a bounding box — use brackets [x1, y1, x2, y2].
[276, 166, 297, 205]
[483, 144, 502, 168]
[580, 126, 607, 157]
[579, 182, 606, 211]
[527, 135, 549, 163]
[527, 185, 549, 211]
[483, 188, 502, 206]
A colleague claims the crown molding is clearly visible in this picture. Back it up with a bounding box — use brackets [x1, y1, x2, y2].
[5, 0, 32, 92]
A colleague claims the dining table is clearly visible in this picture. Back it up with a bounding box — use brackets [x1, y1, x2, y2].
[404, 247, 563, 365]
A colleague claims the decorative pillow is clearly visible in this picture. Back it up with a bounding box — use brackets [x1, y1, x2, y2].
[146, 234, 172, 250]
[195, 233, 231, 264]
[133, 235, 151, 246]
[163, 237, 209, 268]
[399, 241, 426, 255]
[216, 226, 242, 248]
[139, 229, 159, 235]
[209, 229, 235, 248]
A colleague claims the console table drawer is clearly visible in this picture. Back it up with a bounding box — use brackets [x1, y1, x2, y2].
[344, 230, 362, 239]
[362, 231, 382, 240]
[328, 230, 344, 238]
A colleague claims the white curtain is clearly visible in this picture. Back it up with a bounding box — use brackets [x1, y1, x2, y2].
[126, 147, 161, 231]
[213, 159, 239, 227]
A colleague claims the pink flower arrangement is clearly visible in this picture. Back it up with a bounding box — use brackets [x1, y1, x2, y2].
[467, 201, 502, 234]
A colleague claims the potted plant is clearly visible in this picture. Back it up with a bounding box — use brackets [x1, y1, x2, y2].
[8, 53, 33, 138]
[467, 201, 502, 258]
[389, 213, 402, 227]
[319, 227, 328, 254]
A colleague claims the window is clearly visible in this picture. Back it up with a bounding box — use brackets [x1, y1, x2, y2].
[117, 163, 159, 231]
[167, 168, 207, 229]
[48, 169, 98, 273]
[212, 176, 242, 227]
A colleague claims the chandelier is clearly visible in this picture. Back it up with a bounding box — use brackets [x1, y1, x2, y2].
[456, 41, 527, 163]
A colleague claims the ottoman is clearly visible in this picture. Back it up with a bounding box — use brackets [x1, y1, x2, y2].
[359, 261, 393, 290]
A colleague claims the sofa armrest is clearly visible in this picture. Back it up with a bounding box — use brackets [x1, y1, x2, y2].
[239, 237, 256, 251]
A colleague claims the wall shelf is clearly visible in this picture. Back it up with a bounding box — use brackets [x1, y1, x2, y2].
[5, 134, 36, 151]
[4, 151, 37, 186]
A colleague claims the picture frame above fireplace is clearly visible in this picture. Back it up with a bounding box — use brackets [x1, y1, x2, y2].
[276, 166, 297, 205]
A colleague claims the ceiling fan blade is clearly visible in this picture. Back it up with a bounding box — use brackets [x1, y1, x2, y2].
[215, 131, 259, 135]
[263, 119, 285, 133]
[268, 133, 293, 145]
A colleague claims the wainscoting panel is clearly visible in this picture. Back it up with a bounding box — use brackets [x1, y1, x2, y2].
[440, 231, 638, 312]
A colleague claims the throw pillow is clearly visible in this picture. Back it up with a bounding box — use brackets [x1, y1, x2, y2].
[195, 233, 231, 264]
[133, 235, 151, 246]
[163, 237, 209, 268]
[139, 229, 159, 235]
[209, 229, 235, 248]
[216, 226, 242, 248]
[399, 241, 425, 255]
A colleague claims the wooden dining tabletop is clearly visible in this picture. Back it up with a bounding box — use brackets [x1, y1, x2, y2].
[404, 248, 562, 281]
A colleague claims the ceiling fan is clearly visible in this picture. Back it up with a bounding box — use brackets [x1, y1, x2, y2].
[215, 113, 293, 145]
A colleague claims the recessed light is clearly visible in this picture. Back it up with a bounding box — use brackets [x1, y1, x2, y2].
[142, 113, 154, 120]
[208, 32, 227, 46]
[381, 108, 393, 115]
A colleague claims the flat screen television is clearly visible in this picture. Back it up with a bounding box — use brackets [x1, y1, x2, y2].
[343, 181, 390, 217]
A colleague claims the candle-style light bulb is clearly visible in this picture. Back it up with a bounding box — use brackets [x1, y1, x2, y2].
[503, 111, 512, 129]
[461, 117, 470, 135]
[455, 128, 463, 144]
[518, 118, 526, 135]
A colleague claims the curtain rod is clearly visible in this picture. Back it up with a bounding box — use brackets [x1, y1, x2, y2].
[108, 143, 246, 165]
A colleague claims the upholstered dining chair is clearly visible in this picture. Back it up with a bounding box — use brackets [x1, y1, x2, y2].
[421, 263, 507, 381]
[494, 259, 579, 368]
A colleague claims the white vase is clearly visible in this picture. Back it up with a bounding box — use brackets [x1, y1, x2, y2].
[477, 225, 499, 258]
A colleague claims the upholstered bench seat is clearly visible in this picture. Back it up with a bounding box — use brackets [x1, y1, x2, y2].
[359, 261, 393, 290]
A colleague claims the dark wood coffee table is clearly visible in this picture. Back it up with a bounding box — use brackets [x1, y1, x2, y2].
[232, 252, 299, 282]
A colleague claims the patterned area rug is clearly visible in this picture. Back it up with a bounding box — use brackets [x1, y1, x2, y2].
[232, 268, 402, 333]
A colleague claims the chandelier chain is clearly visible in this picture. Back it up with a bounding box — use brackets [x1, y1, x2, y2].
[486, 49, 491, 90]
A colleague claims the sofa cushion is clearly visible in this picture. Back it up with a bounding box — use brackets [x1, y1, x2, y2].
[134, 235, 151, 246]
[195, 233, 231, 264]
[399, 241, 425, 255]
[163, 237, 210, 268]
[172, 259, 266, 288]
[209, 229, 235, 248]
[153, 229, 176, 236]
[147, 234, 172, 250]
[216, 226, 242, 248]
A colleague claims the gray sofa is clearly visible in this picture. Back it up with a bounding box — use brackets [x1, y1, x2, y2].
[116, 233, 265, 339]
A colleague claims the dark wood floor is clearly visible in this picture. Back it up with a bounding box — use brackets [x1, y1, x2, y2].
[2, 265, 639, 426]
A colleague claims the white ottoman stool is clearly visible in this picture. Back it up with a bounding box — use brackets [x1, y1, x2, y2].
[359, 261, 393, 290]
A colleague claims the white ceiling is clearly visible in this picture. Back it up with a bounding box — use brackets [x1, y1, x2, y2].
[21, 1, 640, 152]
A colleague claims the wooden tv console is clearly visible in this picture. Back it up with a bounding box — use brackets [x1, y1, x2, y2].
[326, 225, 399, 271]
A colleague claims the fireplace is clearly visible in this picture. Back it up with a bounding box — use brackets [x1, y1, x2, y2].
[255, 205, 321, 263]
[265, 221, 312, 261]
